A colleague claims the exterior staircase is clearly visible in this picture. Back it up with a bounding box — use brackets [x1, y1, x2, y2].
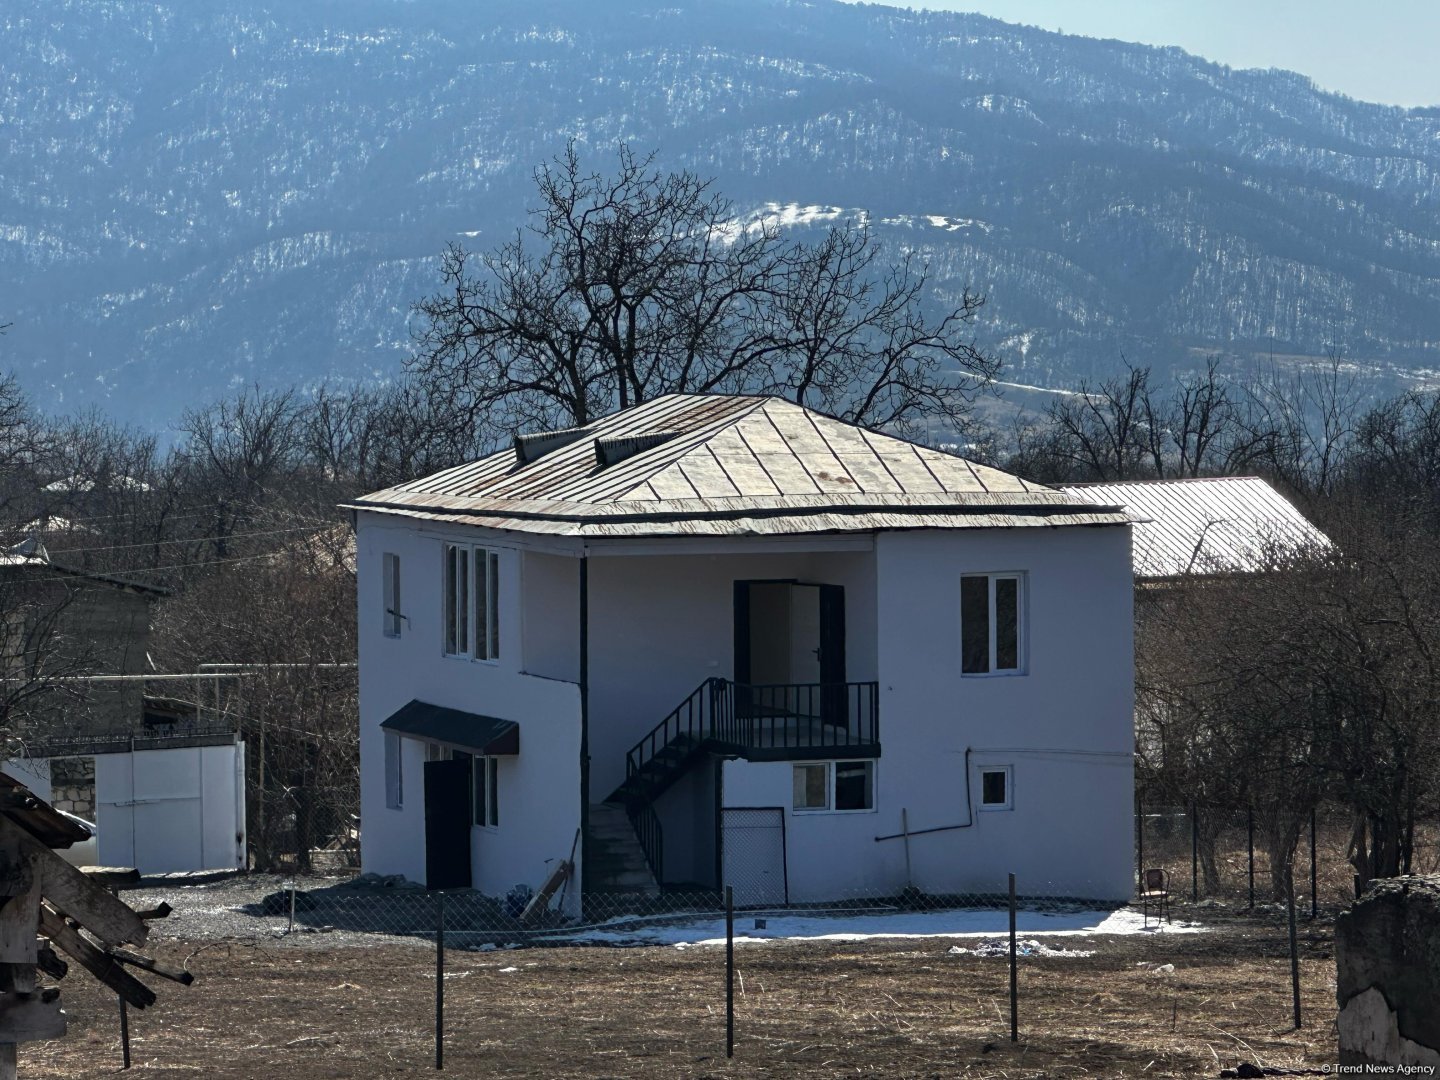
[597, 677, 880, 896]
[585, 802, 660, 899]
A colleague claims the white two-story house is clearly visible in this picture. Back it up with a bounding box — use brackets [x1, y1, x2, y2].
[346, 393, 1135, 916]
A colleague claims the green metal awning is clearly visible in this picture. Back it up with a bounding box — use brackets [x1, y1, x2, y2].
[380, 700, 519, 756]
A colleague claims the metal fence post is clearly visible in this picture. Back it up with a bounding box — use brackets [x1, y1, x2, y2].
[435, 892, 445, 1071]
[1309, 809, 1318, 919]
[725, 885, 734, 1059]
[287, 881, 297, 934]
[1247, 806, 1255, 911]
[1287, 869, 1302, 1029]
[1190, 803, 1199, 902]
[1135, 795, 1143, 889]
[1008, 873, 1018, 1044]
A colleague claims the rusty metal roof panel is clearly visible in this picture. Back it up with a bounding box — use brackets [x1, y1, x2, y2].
[1061, 476, 1332, 578]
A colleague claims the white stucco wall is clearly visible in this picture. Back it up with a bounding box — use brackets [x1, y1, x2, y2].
[357, 509, 1133, 908]
[356, 514, 582, 909]
[866, 526, 1135, 902]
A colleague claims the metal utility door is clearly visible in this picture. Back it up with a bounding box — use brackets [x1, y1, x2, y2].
[95, 744, 247, 874]
[424, 759, 472, 891]
[721, 807, 787, 907]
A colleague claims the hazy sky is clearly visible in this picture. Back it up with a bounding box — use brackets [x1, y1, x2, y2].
[860, 1, 1440, 107]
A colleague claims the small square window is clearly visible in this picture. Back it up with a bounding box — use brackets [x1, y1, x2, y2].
[792, 764, 828, 811]
[834, 761, 874, 811]
[979, 767, 1012, 811]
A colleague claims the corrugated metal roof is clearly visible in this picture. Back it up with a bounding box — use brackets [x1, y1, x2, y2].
[1062, 476, 1332, 578]
[346, 394, 1130, 537]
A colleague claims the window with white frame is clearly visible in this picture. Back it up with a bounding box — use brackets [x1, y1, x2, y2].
[792, 760, 875, 812]
[383, 552, 403, 638]
[960, 572, 1024, 675]
[384, 732, 403, 809]
[978, 766, 1013, 810]
[472, 756, 499, 827]
[443, 543, 500, 660]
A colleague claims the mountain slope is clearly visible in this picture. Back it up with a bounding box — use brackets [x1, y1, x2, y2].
[4, 0, 1440, 421]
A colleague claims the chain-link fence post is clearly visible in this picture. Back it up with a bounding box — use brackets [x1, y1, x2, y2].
[725, 885, 734, 1060]
[435, 891, 445, 1071]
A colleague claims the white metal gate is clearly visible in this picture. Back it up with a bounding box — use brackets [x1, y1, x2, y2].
[721, 806, 787, 907]
[95, 743, 247, 873]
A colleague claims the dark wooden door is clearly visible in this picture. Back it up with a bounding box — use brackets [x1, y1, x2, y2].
[424, 759, 472, 890]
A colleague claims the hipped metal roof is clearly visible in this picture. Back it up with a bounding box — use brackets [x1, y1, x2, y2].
[380, 700, 519, 756]
[1062, 476, 1333, 579]
[346, 394, 1129, 538]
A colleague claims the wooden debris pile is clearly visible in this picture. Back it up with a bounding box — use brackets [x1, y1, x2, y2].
[0, 773, 191, 1077]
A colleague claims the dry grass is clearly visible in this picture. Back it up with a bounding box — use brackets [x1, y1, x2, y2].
[25, 909, 1338, 1078]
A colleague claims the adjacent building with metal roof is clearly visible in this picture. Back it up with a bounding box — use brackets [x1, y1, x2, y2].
[1061, 475, 1332, 580]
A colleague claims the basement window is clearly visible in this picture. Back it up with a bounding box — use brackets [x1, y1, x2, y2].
[792, 761, 875, 813]
[979, 766, 1013, 811]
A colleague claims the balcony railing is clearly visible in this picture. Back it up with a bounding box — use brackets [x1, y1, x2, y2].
[624, 678, 880, 787]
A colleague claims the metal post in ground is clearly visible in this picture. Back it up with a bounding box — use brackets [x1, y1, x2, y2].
[1008, 873, 1018, 1044]
[1247, 806, 1255, 910]
[1190, 803, 1199, 902]
[1135, 795, 1143, 891]
[1287, 870, 1302, 1029]
[725, 885, 735, 1059]
[119, 996, 131, 1069]
[435, 892, 445, 1071]
[287, 881, 297, 934]
[1309, 809, 1318, 919]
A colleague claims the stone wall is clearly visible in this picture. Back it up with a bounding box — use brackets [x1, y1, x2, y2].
[48, 755, 96, 819]
[1335, 875, 1440, 1068]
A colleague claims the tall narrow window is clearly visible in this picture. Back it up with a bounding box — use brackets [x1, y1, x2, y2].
[382, 552, 402, 638]
[473, 756, 499, 827]
[444, 544, 468, 656]
[443, 543, 500, 661]
[960, 573, 1025, 675]
[474, 548, 500, 661]
[384, 732, 403, 810]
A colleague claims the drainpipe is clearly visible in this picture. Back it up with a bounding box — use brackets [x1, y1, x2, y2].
[578, 554, 590, 909]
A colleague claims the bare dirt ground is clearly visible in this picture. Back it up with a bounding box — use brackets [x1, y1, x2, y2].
[25, 907, 1337, 1079]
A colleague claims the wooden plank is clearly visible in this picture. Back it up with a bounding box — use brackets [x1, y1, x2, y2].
[0, 841, 40, 996]
[110, 948, 194, 987]
[0, 994, 66, 1043]
[36, 906, 155, 1010]
[36, 944, 66, 980]
[518, 860, 571, 927]
[0, 818, 148, 948]
[80, 867, 140, 889]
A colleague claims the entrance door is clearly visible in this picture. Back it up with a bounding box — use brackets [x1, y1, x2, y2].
[424, 759, 472, 890]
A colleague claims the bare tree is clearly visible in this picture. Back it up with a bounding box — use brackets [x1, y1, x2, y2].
[409, 143, 999, 443]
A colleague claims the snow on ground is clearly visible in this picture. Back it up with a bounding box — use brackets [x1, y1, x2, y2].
[560, 906, 1206, 947]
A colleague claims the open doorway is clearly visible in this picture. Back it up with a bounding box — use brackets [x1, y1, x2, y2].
[734, 581, 846, 725]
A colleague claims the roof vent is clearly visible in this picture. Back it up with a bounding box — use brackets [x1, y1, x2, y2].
[514, 425, 589, 466]
[594, 431, 682, 468]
